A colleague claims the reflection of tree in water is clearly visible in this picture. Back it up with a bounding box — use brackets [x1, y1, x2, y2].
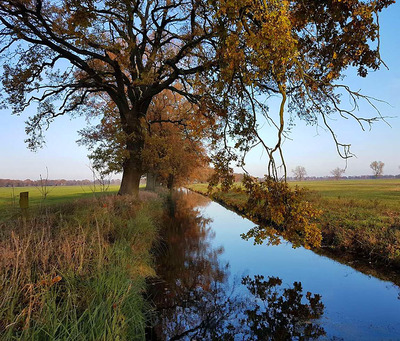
[148, 191, 230, 339]
[240, 275, 325, 340]
[147, 191, 325, 340]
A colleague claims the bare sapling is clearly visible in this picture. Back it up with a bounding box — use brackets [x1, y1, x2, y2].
[88, 163, 111, 195]
[36, 167, 52, 201]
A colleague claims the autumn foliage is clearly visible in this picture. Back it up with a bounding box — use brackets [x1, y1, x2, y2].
[142, 91, 210, 188]
[205, 175, 323, 249]
[240, 175, 322, 248]
[79, 90, 209, 188]
[0, 0, 394, 195]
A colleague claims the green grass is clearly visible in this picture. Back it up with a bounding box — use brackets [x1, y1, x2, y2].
[192, 179, 400, 206]
[288, 179, 400, 208]
[0, 185, 120, 209]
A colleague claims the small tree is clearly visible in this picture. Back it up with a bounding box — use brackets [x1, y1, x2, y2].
[36, 167, 51, 201]
[331, 168, 345, 180]
[370, 161, 385, 178]
[292, 166, 307, 181]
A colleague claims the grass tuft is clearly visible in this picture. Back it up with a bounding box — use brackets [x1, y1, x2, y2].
[0, 192, 161, 340]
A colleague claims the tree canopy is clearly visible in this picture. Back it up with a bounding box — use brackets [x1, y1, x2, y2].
[0, 0, 394, 195]
[0, 0, 220, 194]
[141, 90, 209, 189]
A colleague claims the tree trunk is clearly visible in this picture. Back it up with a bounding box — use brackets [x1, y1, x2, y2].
[117, 103, 150, 196]
[145, 172, 157, 191]
[119, 157, 142, 196]
[167, 174, 174, 190]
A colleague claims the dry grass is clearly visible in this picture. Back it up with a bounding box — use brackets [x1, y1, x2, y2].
[0, 192, 161, 340]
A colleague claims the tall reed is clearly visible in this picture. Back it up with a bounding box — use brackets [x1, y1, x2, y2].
[0, 192, 160, 340]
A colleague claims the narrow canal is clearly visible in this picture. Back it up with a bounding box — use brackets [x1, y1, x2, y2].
[147, 190, 400, 340]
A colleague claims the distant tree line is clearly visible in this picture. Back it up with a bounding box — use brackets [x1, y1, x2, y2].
[287, 174, 400, 182]
[0, 179, 122, 187]
[287, 161, 399, 181]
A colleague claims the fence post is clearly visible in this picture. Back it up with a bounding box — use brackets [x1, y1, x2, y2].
[19, 192, 29, 219]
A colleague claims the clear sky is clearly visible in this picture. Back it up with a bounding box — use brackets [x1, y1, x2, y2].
[0, 3, 399, 181]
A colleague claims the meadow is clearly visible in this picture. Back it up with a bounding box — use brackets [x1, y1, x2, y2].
[189, 179, 400, 269]
[0, 185, 120, 210]
[191, 178, 400, 204]
[289, 179, 400, 208]
[0, 185, 127, 222]
[1, 179, 399, 339]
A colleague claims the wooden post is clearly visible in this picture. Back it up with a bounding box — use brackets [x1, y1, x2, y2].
[19, 192, 29, 209]
[19, 192, 29, 219]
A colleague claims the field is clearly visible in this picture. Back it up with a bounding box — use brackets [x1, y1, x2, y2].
[189, 179, 400, 269]
[288, 179, 400, 208]
[191, 179, 400, 205]
[0, 185, 120, 208]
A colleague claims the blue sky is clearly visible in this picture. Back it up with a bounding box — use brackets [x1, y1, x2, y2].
[0, 3, 399, 180]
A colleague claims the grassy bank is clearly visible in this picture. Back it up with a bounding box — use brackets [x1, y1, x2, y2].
[189, 180, 400, 269]
[0, 191, 161, 340]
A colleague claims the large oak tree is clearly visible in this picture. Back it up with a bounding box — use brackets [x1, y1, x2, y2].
[0, 0, 219, 195]
[0, 0, 393, 195]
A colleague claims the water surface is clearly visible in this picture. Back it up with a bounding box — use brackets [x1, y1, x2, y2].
[147, 190, 400, 340]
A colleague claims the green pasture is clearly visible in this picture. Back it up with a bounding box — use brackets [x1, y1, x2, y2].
[0, 185, 120, 210]
[288, 179, 400, 208]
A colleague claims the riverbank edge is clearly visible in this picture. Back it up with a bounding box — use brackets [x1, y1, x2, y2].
[0, 191, 165, 340]
[187, 187, 400, 287]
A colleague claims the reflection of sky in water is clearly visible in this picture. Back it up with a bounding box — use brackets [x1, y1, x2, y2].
[199, 196, 400, 340]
